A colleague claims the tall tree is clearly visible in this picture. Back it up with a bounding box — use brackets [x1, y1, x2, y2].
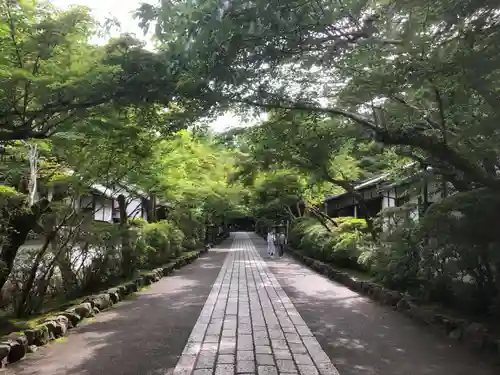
[237, 110, 403, 237]
[0, 0, 213, 142]
[139, 0, 500, 191]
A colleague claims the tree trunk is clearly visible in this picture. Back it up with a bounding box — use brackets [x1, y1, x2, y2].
[27, 143, 38, 206]
[117, 195, 133, 276]
[151, 194, 157, 222]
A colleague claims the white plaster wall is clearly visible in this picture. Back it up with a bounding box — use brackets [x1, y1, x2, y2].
[94, 197, 113, 222]
[382, 188, 397, 209]
[408, 195, 419, 221]
[126, 198, 143, 219]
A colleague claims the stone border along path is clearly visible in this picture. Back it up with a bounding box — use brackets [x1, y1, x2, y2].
[173, 232, 340, 375]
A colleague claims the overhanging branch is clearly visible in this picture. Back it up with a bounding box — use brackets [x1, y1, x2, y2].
[230, 97, 495, 188]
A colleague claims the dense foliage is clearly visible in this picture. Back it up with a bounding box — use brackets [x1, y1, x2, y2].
[155, 0, 500, 320]
[1, 0, 500, 329]
[0, 1, 248, 320]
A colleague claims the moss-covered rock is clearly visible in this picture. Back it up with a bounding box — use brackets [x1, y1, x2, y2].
[125, 282, 138, 294]
[73, 302, 93, 318]
[61, 311, 81, 328]
[107, 289, 120, 304]
[2, 334, 27, 363]
[24, 325, 50, 346]
[0, 344, 10, 364]
[43, 321, 58, 339]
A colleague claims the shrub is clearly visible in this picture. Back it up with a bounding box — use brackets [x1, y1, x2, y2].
[80, 221, 123, 293]
[365, 189, 500, 316]
[168, 210, 205, 249]
[140, 220, 185, 265]
[364, 214, 424, 293]
[289, 216, 372, 270]
[416, 188, 500, 315]
[128, 217, 148, 228]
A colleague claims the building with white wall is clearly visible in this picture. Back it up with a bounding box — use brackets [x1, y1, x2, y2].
[78, 183, 150, 223]
[323, 167, 447, 227]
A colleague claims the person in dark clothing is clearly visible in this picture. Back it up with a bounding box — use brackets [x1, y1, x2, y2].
[275, 226, 287, 257]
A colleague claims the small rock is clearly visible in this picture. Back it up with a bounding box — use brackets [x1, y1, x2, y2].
[407, 306, 435, 324]
[345, 278, 362, 291]
[53, 321, 67, 337]
[396, 296, 414, 311]
[8, 333, 28, 349]
[381, 290, 403, 306]
[107, 290, 120, 304]
[134, 277, 145, 287]
[61, 311, 81, 327]
[74, 302, 93, 318]
[85, 295, 111, 311]
[0, 344, 10, 363]
[369, 285, 383, 300]
[82, 297, 96, 308]
[96, 293, 112, 309]
[25, 326, 49, 346]
[44, 321, 59, 339]
[449, 328, 463, 340]
[125, 282, 138, 293]
[23, 330, 36, 346]
[27, 345, 38, 353]
[463, 322, 488, 349]
[117, 285, 128, 297]
[154, 268, 163, 278]
[93, 307, 100, 314]
[56, 315, 69, 328]
[7, 338, 26, 363]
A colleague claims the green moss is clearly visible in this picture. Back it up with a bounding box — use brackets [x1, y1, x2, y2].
[53, 337, 68, 344]
[0, 185, 25, 198]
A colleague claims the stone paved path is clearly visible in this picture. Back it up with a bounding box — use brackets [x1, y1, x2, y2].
[173, 233, 339, 375]
[6, 232, 498, 375]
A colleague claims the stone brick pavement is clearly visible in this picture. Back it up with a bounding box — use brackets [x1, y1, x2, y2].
[173, 232, 340, 375]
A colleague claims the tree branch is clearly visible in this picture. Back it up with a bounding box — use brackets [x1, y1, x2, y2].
[231, 97, 495, 188]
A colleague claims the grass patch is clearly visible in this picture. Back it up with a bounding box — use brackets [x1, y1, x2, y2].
[0, 311, 60, 336]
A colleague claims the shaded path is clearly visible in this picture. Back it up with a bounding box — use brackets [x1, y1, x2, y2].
[6, 232, 496, 375]
[250, 234, 498, 375]
[8, 244, 230, 375]
[173, 232, 339, 375]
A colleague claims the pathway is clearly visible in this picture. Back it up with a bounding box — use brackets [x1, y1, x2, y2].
[173, 233, 338, 375]
[6, 232, 497, 375]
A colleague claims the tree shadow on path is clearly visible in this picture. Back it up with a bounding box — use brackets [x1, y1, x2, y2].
[250, 234, 499, 375]
[9, 243, 232, 375]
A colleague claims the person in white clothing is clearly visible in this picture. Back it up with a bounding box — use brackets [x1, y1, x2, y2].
[266, 229, 276, 257]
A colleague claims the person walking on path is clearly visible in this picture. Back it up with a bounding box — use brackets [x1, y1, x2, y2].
[266, 229, 276, 257]
[276, 229, 287, 257]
